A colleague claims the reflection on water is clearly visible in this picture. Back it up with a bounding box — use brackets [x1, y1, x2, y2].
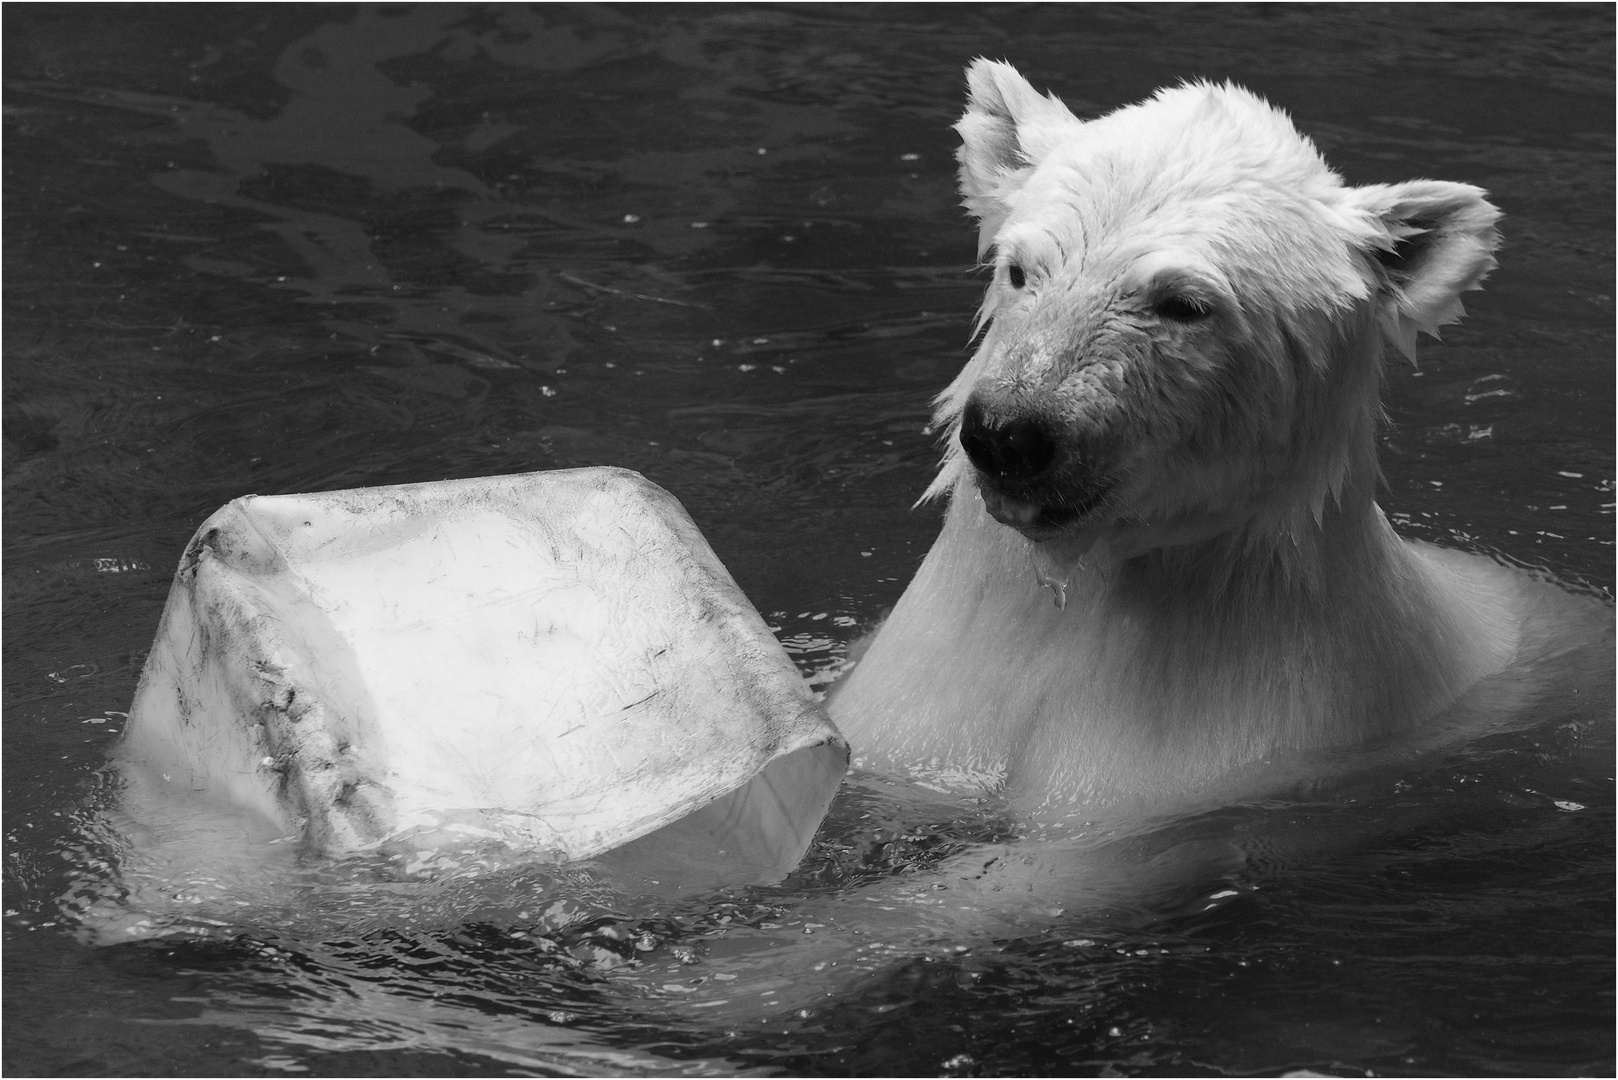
[4, 4, 1612, 1076]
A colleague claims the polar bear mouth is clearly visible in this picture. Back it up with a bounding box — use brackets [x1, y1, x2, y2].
[978, 483, 1111, 541]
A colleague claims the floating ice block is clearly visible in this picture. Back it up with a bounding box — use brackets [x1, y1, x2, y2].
[120, 467, 848, 880]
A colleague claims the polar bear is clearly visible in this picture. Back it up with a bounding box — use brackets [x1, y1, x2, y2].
[830, 60, 1579, 824]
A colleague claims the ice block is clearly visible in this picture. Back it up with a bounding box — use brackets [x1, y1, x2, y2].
[119, 467, 848, 881]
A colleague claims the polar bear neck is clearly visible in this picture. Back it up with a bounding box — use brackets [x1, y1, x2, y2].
[828, 467, 1517, 820]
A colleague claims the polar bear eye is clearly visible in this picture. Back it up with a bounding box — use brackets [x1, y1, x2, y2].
[1154, 294, 1212, 322]
[1007, 264, 1027, 289]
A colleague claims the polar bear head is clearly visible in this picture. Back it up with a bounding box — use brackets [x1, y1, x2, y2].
[927, 60, 1500, 560]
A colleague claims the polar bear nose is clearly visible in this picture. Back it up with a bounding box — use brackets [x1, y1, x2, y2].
[959, 400, 1057, 482]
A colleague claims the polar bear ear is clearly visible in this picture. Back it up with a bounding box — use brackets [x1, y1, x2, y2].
[1345, 180, 1501, 362]
[955, 60, 1082, 256]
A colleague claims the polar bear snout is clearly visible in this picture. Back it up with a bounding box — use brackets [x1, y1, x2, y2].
[959, 395, 1114, 537]
[959, 399, 1056, 484]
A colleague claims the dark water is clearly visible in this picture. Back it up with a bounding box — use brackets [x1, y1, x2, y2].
[4, 4, 1613, 1076]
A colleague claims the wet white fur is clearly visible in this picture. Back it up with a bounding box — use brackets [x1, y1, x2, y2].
[830, 61, 1522, 822]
